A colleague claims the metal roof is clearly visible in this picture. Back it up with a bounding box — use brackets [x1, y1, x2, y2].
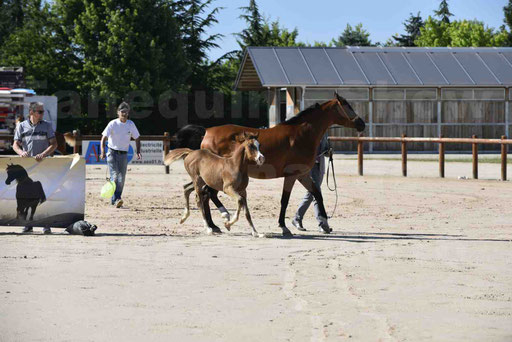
[234, 47, 512, 90]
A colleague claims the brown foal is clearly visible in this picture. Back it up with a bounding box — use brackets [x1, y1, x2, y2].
[164, 132, 265, 236]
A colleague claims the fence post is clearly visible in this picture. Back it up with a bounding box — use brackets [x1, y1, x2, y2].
[357, 139, 364, 176]
[401, 133, 407, 177]
[501, 135, 507, 181]
[73, 130, 80, 155]
[439, 134, 445, 178]
[163, 132, 170, 174]
[472, 135, 478, 179]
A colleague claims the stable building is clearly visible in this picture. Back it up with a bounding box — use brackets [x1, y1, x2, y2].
[234, 46, 512, 151]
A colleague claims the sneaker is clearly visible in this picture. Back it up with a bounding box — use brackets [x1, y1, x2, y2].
[43, 226, 52, 235]
[318, 223, 331, 234]
[291, 218, 306, 231]
[115, 199, 124, 208]
[22, 226, 33, 233]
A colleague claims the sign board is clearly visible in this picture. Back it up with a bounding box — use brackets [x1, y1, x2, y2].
[82, 140, 163, 165]
[0, 155, 85, 228]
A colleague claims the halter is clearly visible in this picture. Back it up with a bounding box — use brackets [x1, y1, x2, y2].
[333, 97, 354, 123]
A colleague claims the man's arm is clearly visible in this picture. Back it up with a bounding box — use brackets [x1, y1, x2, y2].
[100, 135, 108, 160]
[135, 137, 141, 160]
[35, 138, 57, 161]
[13, 140, 29, 157]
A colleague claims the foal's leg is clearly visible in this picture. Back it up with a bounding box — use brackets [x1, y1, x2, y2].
[180, 183, 194, 224]
[241, 191, 259, 237]
[207, 187, 230, 223]
[223, 186, 243, 230]
[187, 181, 230, 222]
[278, 176, 298, 237]
[298, 174, 331, 233]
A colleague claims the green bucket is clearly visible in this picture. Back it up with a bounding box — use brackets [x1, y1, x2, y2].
[100, 180, 116, 199]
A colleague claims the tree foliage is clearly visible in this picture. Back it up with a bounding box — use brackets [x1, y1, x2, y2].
[415, 17, 508, 47]
[392, 12, 424, 47]
[503, 0, 512, 45]
[434, 0, 453, 24]
[332, 24, 373, 47]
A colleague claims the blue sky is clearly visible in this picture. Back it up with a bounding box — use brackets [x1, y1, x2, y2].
[205, 0, 507, 61]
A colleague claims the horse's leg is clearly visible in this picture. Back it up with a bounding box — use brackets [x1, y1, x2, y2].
[278, 176, 298, 236]
[297, 174, 331, 233]
[223, 186, 243, 230]
[180, 182, 194, 224]
[193, 179, 213, 234]
[200, 185, 222, 234]
[207, 187, 230, 223]
[241, 191, 259, 237]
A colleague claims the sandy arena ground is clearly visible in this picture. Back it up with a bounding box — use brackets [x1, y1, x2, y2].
[1, 156, 511, 341]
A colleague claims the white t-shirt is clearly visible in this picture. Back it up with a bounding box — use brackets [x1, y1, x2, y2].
[102, 119, 140, 152]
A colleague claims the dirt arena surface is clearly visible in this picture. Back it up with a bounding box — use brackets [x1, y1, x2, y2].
[1, 156, 511, 341]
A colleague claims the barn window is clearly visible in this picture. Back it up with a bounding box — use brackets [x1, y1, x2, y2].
[373, 88, 405, 100]
[405, 88, 437, 100]
[441, 89, 473, 100]
[473, 88, 505, 100]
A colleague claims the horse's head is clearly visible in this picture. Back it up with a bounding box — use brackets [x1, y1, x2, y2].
[237, 132, 265, 166]
[331, 92, 366, 132]
[5, 164, 27, 185]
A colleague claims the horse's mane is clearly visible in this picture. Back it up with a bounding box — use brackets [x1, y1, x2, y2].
[279, 102, 323, 126]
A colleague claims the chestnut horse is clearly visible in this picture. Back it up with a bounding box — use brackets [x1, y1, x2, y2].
[164, 132, 265, 236]
[177, 93, 365, 236]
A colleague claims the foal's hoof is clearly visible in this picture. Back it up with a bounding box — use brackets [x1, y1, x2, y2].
[223, 222, 232, 231]
[280, 226, 293, 237]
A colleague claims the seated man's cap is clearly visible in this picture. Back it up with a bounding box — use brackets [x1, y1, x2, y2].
[118, 102, 130, 112]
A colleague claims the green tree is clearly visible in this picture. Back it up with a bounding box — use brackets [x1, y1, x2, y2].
[332, 23, 373, 46]
[435, 0, 453, 24]
[59, 0, 188, 100]
[503, 0, 512, 45]
[0, 0, 77, 94]
[172, 0, 229, 90]
[416, 17, 508, 47]
[0, 0, 29, 46]
[392, 12, 424, 47]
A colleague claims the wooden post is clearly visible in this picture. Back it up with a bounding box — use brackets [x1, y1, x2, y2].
[164, 132, 170, 174]
[73, 130, 80, 155]
[357, 139, 363, 176]
[401, 133, 407, 177]
[472, 135, 478, 179]
[439, 134, 445, 178]
[501, 135, 507, 181]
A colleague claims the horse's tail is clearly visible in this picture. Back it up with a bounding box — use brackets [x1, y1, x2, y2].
[171, 124, 205, 150]
[35, 181, 46, 204]
[164, 148, 193, 166]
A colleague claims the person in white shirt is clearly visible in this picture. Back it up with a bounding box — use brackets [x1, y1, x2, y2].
[100, 102, 141, 208]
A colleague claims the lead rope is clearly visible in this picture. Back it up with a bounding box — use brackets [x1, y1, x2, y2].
[325, 148, 338, 219]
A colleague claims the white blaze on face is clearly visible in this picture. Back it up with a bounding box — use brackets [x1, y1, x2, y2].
[254, 140, 265, 166]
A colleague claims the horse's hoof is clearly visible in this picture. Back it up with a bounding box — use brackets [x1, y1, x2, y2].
[221, 212, 231, 222]
[224, 222, 231, 231]
[280, 226, 293, 237]
[211, 226, 223, 234]
[251, 231, 259, 238]
[206, 228, 213, 235]
[179, 217, 187, 224]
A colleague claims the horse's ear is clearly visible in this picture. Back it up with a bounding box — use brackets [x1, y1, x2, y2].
[235, 132, 246, 143]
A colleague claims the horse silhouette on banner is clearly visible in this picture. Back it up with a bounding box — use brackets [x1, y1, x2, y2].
[5, 164, 46, 224]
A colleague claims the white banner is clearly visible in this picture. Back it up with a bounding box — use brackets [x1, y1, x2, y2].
[0, 155, 85, 228]
[82, 140, 163, 165]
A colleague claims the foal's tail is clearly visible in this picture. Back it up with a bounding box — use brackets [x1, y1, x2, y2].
[164, 148, 193, 166]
